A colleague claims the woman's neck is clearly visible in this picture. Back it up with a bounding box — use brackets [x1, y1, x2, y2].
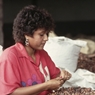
[25, 46, 36, 62]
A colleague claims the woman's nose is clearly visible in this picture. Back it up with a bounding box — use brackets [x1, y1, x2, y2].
[44, 34, 48, 41]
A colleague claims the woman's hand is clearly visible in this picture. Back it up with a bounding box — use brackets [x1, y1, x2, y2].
[59, 68, 72, 81]
[46, 77, 65, 91]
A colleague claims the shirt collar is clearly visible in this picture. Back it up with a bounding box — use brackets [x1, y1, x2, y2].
[15, 43, 28, 58]
[15, 43, 40, 65]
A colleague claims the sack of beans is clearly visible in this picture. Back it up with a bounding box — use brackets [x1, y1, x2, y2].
[77, 53, 95, 73]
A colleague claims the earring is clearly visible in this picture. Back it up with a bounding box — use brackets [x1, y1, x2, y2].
[25, 39, 29, 46]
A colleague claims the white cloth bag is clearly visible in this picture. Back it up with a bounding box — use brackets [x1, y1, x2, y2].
[63, 69, 95, 90]
[44, 36, 87, 72]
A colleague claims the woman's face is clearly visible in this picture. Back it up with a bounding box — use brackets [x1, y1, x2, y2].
[26, 29, 48, 50]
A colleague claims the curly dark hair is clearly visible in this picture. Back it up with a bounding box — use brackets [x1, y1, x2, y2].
[13, 5, 55, 45]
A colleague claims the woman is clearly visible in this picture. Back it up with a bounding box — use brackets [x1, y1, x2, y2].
[0, 5, 71, 95]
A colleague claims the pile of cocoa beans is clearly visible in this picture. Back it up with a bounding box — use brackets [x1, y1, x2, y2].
[77, 52, 95, 73]
[48, 87, 95, 95]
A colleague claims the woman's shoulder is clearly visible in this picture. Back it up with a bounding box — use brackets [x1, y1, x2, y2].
[0, 45, 18, 60]
[3, 45, 17, 54]
[0, 45, 20, 69]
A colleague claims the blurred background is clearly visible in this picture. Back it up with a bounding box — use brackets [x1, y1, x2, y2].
[1, 0, 95, 49]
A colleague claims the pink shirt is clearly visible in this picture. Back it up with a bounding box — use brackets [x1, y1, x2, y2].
[0, 43, 60, 95]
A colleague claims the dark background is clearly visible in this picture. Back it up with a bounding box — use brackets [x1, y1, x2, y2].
[3, 0, 95, 48]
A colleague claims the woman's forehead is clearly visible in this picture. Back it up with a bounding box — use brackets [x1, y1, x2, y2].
[35, 28, 48, 33]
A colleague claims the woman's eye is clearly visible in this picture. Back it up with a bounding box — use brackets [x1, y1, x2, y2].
[40, 34, 44, 36]
[39, 32, 48, 37]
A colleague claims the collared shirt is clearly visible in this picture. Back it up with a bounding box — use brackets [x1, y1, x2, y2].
[0, 43, 60, 95]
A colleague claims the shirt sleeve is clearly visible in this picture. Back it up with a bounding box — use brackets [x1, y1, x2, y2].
[42, 50, 60, 79]
[0, 50, 20, 94]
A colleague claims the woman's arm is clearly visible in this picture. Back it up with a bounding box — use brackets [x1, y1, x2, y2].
[9, 77, 65, 95]
[9, 82, 48, 95]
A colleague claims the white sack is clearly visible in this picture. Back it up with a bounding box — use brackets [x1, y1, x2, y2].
[63, 69, 95, 90]
[77, 39, 95, 54]
[44, 36, 87, 72]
